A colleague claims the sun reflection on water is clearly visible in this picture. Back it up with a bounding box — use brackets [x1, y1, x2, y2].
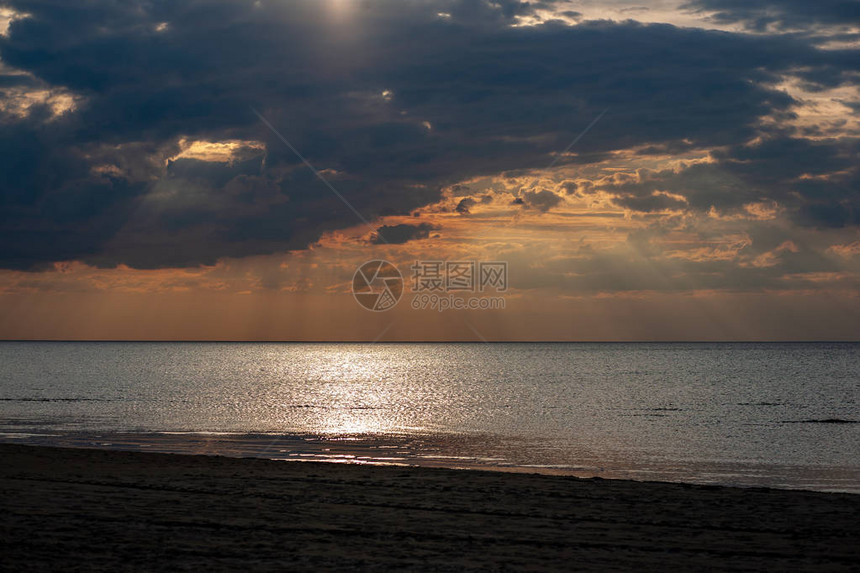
[0, 342, 858, 491]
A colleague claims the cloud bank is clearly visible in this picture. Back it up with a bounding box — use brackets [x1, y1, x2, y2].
[0, 0, 857, 274]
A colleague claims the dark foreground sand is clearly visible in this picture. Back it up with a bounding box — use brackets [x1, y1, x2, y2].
[1, 444, 858, 572]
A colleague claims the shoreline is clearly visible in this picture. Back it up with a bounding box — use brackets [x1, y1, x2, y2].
[2, 443, 859, 571]
[2, 430, 858, 494]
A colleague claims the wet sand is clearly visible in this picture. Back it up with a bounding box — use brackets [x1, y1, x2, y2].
[1, 444, 858, 571]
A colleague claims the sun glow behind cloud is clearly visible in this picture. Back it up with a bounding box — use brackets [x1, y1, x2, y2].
[0, 6, 24, 37]
[171, 139, 266, 163]
[323, 0, 360, 25]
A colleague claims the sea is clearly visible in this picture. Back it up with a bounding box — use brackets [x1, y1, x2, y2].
[1, 342, 857, 493]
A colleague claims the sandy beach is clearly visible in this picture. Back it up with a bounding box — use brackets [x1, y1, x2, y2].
[1, 444, 858, 571]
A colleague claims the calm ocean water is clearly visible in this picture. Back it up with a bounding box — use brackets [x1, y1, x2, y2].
[1, 342, 858, 492]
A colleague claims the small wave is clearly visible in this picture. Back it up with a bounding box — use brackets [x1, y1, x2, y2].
[0, 397, 108, 403]
[621, 407, 682, 413]
[781, 418, 859, 424]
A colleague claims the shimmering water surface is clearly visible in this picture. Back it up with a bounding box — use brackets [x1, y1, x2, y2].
[1, 342, 858, 492]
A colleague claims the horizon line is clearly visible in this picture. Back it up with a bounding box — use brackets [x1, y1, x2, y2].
[1, 339, 858, 344]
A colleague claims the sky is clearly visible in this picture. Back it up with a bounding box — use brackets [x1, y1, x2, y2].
[0, 0, 859, 341]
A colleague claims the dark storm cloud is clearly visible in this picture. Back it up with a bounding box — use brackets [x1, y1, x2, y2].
[370, 222, 438, 245]
[519, 189, 563, 212]
[600, 136, 860, 227]
[715, 137, 860, 228]
[0, 0, 857, 268]
[455, 198, 477, 214]
[612, 191, 688, 213]
[683, 0, 860, 32]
